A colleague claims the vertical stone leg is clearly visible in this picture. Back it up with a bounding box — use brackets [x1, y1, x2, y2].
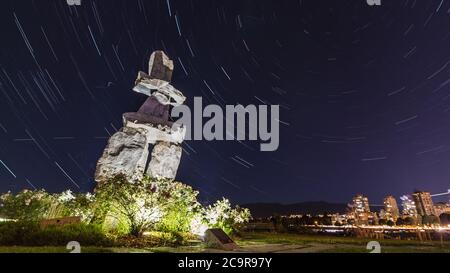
[95, 127, 150, 183]
[146, 141, 182, 180]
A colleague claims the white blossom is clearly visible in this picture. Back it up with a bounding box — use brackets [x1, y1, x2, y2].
[58, 190, 76, 203]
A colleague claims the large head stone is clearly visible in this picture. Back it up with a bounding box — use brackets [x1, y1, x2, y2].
[149, 51, 174, 82]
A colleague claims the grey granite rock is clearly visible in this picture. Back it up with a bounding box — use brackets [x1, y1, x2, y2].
[146, 142, 182, 180]
[95, 127, 150, 183]
[148, 51, 174, 82]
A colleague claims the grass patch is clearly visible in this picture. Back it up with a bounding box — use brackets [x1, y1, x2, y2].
[235, 232, 450, 248]
[320, 245, 450, 253]
[0, 246, 116, 253]
[2, 232, 449, 253]
[0, 222, 113, 247]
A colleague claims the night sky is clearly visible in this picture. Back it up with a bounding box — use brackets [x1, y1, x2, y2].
[0, 0, 449, 205]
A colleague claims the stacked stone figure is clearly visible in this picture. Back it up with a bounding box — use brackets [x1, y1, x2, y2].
[95, 51, 186, 183]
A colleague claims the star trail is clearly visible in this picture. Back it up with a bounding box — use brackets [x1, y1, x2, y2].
[0, 0, 449, 204]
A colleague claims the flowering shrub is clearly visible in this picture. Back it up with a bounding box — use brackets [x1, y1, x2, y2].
[57, 190, 96, 223]
[94, 175, 166, 236]
[152, 178, 202, 234]
[0, 189, 96, 223]
[0, 190, 56, 221]
[95, 175, 206, 237]
[198, 198, 252, 235]
[0, 176, 251, 238]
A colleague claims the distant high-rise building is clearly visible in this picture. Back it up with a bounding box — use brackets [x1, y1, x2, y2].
[412, 191, 436, 216]
[400, 195, 417, 218]
[349, 194, 371, 225]
[383, 195, 400, 221]
[433, 202, 450, 216]
[353, 194, 370, 213]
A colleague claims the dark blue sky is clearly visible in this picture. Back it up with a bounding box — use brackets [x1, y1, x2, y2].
[0, 0, 449, 205]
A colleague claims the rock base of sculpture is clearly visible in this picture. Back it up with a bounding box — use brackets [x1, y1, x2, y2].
[147, 142, 182, 180]
[95, 127, 150, 183]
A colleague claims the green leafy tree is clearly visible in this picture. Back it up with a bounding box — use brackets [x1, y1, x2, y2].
[0, 175, 253, 239]
[404, 217, 416, 226]
[56, 190, 96, 223]
[421, 215, 440, 226]
[154, 179, 201, 233]
[95, 175, 167, 237]
[439, 213, 450, 226]
[0, 190, 56, 221]
[95, 175, 209, 237]
[299, 215, 310, 226]
[321, 213, 333, 226]
[395, 218, 404, 226]
[199, 198, 251, 235]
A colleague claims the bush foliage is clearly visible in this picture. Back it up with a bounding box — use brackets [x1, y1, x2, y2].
[94, 175, 202, 237]
[0, 222, 112, 247]
[0, 175, 252, 240]
[0, 190, 55, 221]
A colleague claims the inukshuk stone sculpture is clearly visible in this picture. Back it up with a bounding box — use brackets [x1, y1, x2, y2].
[95, 51, 186, 183]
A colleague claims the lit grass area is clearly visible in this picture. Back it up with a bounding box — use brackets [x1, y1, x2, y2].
[0, 246, 117, 253]
[320, 245, 450, 253]
[0, 246, 159, 253]
[235, 232, 450, 249]
[1, 232, 450, 253]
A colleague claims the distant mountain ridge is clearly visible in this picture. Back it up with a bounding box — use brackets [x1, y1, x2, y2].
[241, 202, 348, 218]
